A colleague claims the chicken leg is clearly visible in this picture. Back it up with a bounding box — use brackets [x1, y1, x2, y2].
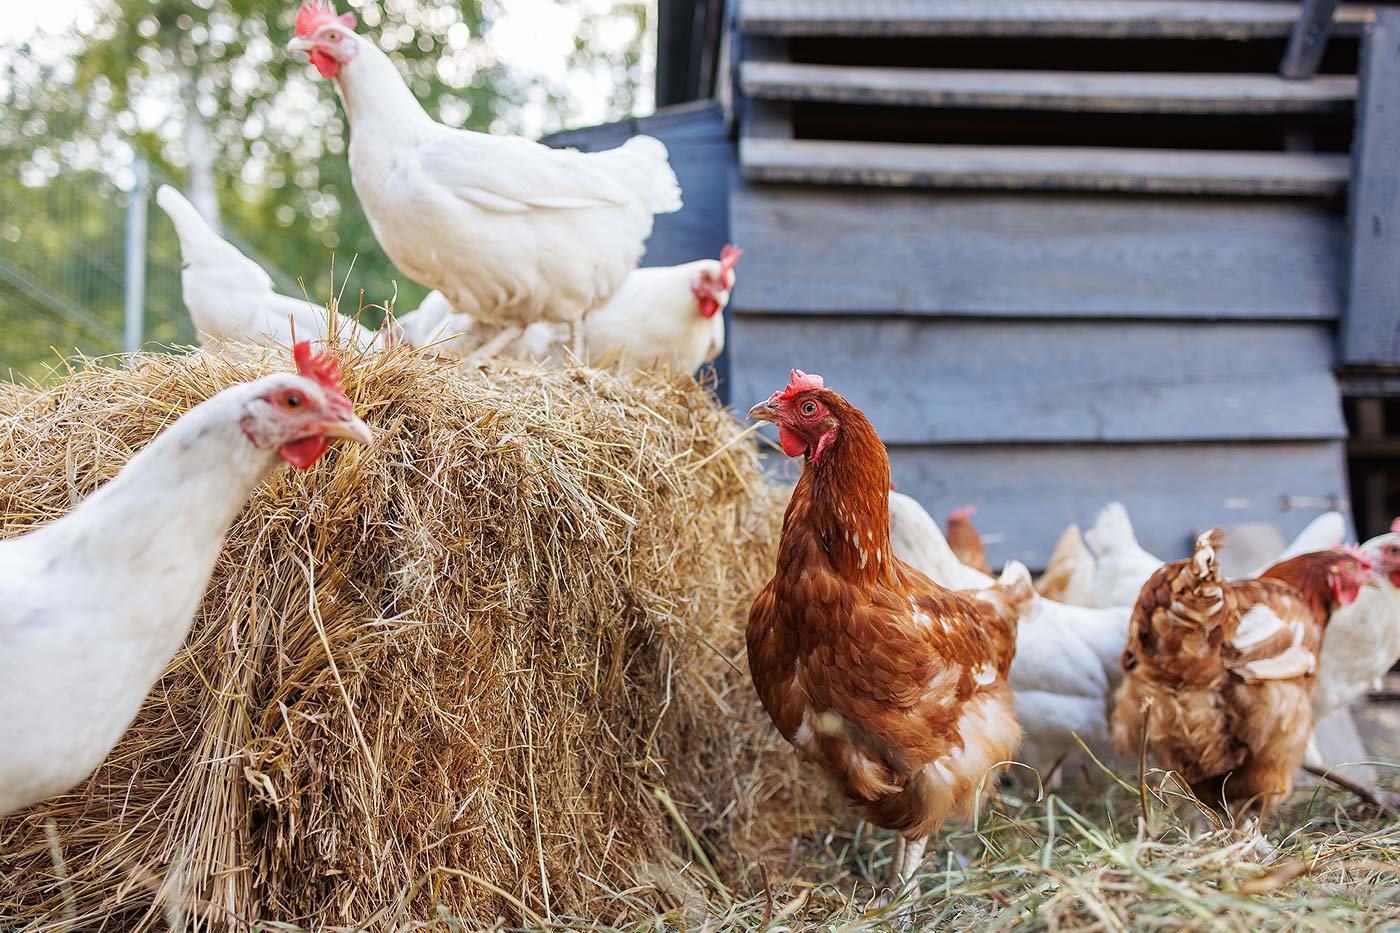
[886, 834, 927, 900]
[465, 323, 524, 363]
[570, 319, 587, 363]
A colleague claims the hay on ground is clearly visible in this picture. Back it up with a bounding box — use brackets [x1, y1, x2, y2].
[0, 346, 816, 930]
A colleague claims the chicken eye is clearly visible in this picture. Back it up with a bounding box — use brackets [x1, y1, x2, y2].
[325, 30, 340, 41]
[284, 393, 303, 409]
[801, 401, 817, 416]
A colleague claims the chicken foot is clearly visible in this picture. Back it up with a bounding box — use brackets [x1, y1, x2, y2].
[465, 323, 524, 363]
[1304, 763, 1400, 813]
[885, 834, 928, 903]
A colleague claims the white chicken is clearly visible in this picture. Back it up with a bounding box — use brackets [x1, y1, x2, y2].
[395, 248, 740, 375]
[389, 290, 474, 359]
[1304, 521, 1400, 810]
[888, 492, 1131, 781]
[156, 185, 385, 352]
[580, 246, 740, 372]
[1035, 523, 1097, 607]
[286, 2, 682, 359]
[0, 345, 372, 815]
[1084, 502, 1165, 609]
[1087, 502, 1348, 607]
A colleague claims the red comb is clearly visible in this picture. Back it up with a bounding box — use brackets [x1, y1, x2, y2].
[777, 369, 823, 401]
[296, 1, 355, 37]
[1392, 517, 1400, 535]
[948, 505, 977, 521]
[293, 340, 345, 395]
[719, 244, 742, 276]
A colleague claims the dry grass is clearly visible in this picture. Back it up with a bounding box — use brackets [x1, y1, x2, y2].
[0, 345, 820, 930]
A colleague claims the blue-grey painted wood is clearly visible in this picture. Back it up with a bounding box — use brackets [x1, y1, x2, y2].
[731, 316, 1345, 444]
[545, 102, 736, 269]
[737, 0, 1374, 39]
[755, 440, 1350, 568]
[1280, 0, 1341, 79]
[1342, 11, 1400, 366]
[729, 184, 1345, 320]
[741, 139, 1351, 197]
[882, 442, 1349, 568]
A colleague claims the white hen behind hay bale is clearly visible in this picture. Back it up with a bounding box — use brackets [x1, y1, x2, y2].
[0, 346, 799, 929]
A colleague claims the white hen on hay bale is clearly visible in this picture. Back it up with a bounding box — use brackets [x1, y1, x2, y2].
[0, 347, 806, 930]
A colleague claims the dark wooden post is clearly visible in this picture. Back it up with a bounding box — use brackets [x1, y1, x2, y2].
[1280, 0, 1340, 79]
[1343, 11, 1400, 366]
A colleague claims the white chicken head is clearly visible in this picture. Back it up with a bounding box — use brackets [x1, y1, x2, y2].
[691, 244, 742, 319]
[1366, 519, 1400, 588]
[240, 342, 373, 469]
[287, 1, 360, 79]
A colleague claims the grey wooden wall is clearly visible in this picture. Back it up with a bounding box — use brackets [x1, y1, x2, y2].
[727, 184, 1350, 567]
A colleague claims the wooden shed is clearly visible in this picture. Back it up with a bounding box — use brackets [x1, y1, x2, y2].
[550, 0, 1400, 568]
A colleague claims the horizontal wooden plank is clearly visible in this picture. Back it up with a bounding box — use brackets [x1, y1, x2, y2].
[730, 317, 1345, 443]
[741, 62, 1359, 114]
[853, 442, 1349, 568]
[741, 138, 1352, 196]
[739, 0, 1375, 39]
[728, 184, 1344, 318]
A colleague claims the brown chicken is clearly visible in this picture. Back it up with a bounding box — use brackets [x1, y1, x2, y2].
[746, 371, 1033, 896]
[1111, 531, 1373, 818]
[945, 505, 992, 574]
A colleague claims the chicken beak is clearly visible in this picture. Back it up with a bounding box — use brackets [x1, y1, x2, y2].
[747, 399, 779, 423]
[321, 415, 374, 446]
[286, 36, 315, 54]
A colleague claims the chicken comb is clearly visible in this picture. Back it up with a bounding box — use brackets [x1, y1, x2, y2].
[948, 505, 977, 521]
[719, 244, 743, 276]
[1392, 516, 1400, 535]
[777, 370, 824, 401]
[296, 1, 355, 37]
[293, 341, 345, 396]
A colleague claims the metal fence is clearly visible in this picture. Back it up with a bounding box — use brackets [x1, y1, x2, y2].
[0, 157, 297, 380]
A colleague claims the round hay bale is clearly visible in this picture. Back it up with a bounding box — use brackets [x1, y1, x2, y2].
[0, 347, 807, 930]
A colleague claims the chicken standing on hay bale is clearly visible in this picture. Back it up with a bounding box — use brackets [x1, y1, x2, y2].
[0, 342, 372, 816]
[0, 346, 787, 929]
[286, 0, 681, 361]
[746, 371, 1033, 904]
[1112, 531, 1373, 824]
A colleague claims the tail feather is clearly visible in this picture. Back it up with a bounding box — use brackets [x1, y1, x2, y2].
[1085, 501, 1137, 558]
[156, 185, 272, 287]
[617, 135, 683, 214]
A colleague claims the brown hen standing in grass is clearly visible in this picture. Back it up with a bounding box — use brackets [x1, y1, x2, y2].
[1111, 530, 1373, 821]
[746, 370, 1033, 900]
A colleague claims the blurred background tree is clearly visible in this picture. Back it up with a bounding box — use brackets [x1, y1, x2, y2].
[0, 0, 652, 378]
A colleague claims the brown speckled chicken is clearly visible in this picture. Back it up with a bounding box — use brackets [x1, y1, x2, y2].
[747, 371, 1033, 896]
[1111, 531, 1373, 817]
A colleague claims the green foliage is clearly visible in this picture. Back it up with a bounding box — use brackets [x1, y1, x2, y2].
[0, 0, 648, 377]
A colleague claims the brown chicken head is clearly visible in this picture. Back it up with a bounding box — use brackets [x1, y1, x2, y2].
[1328, 544, 1376, 607]
[747, 369, 841, 461]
